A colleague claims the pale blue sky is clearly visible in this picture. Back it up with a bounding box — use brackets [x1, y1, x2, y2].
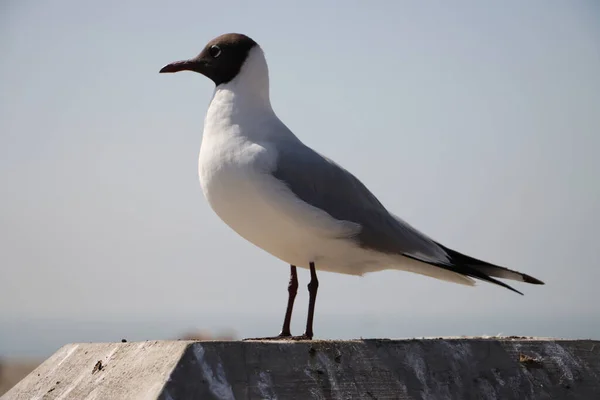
[1, 0, 599, 356]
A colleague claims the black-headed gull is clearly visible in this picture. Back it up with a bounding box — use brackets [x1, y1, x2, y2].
[160, 33, 544, 340]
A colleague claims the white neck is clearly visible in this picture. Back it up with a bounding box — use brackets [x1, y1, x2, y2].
[205, 47, 274, 124]
[200, 46, 302, 149]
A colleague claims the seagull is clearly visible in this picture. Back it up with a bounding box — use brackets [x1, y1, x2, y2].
[159, 33, 544, 340]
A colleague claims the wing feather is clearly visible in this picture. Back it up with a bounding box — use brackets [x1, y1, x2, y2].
[271, 142, 449, 263]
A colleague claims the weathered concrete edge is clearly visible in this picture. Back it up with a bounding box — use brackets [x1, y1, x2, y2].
[4, 338, 600, 400]
[1, 340, 190, 400]
[159, 337, 600, 400]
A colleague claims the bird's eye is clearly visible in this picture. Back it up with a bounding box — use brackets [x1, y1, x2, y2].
[209, 45, 222, 58]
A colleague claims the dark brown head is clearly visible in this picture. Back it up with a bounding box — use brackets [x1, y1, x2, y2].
[159, 33, 258, 86]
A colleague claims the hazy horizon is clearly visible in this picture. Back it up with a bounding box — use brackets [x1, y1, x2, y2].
[2, 310, 599, 358]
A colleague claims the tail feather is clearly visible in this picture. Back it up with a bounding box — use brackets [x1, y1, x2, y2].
[403, 243, 544, 295]
[403, 253, 525, 295]
[438, 244, 545, 285]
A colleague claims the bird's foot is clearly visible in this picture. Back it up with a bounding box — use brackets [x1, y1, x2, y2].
[288, 334, 313, 341]
[243, 333, 293, 341]
[243, 333, 313, 341]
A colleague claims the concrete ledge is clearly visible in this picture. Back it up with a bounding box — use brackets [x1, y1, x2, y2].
[3, 338, 599, 399]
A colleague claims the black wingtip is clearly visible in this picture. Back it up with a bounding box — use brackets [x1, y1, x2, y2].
[487, 277, 524, 296]
[522, 274, 545, 285]
[434, 242, 545, 289]
[510, 286, 525, 296]
[402, 252, 525, 295]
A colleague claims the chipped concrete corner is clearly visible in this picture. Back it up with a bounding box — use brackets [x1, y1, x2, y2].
[3, 338, 600, 400]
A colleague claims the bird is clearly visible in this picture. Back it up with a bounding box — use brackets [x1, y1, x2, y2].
[159, 33, 544, 340]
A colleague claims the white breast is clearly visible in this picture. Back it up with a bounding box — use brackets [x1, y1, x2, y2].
[198, 126, 366, 270]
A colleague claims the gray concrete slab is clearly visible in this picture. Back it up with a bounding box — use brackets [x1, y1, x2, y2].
[3, 338, 599, 399]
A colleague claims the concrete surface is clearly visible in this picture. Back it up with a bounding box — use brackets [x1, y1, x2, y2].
[2, 338, 599, 399]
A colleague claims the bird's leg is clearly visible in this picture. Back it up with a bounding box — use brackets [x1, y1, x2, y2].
[304, 262, 319, 339]
[291, 261, 319, 340]
[279, 265, 298, 337]
[243, 265, 298, 341]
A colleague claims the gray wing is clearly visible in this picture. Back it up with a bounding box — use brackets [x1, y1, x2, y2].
[271, 142, 450, 264]
[271, 141, 545, 294]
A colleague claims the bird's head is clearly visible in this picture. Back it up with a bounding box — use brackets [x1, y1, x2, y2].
[159, 33, 259, 87]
